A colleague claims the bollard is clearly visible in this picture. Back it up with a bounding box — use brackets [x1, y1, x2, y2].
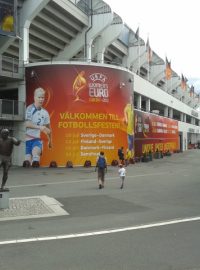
[0, 189, 10, 209]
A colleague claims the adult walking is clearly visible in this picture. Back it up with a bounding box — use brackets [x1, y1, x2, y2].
[95, 151, 107, 189]
[118, 146, 125, 165]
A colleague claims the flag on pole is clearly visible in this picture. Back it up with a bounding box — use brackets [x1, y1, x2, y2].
[181, 74, 187, 90]
[190, 85, 195, 98]
[130, 27, 144, 46]
[135, 27, 141, 74]
[165, 57, 172, 80]
[135, 27, 139, 41]
[146, 37, 152, 63]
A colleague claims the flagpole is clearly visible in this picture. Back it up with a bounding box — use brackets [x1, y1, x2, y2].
[170, 59, 172, 93]
[170, 75, 172, 94]
[138, 35, 140, 75]
[165, 56, 172, 93]
[165, 55, 167, 92]
[166, 80, 168, 92]
[137, 24, 140, 75]
[147, 33, 150, 81]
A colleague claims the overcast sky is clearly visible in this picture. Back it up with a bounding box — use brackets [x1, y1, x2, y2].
[105, 0, 200, 89]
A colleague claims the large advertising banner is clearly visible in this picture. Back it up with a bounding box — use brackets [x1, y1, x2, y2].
[26, 64, 134, 166]
[135, 110, 179, 156]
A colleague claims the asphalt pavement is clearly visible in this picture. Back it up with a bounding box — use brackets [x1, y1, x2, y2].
[0, 150, 200, 270]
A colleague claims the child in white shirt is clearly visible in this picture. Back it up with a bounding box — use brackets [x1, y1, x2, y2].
[118, 164, 126, 189]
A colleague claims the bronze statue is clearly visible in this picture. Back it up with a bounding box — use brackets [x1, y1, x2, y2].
[0, 129, 21, 191]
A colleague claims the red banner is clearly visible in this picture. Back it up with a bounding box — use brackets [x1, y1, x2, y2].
[135, 110, 179, 156]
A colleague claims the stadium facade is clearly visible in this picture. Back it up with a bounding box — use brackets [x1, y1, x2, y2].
[0, 0, 199, 166]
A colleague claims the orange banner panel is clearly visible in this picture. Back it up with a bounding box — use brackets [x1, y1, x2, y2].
[26, 64, 134, 166]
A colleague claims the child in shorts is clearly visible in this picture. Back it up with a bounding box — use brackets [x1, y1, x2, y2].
[118, 164, 126, 189]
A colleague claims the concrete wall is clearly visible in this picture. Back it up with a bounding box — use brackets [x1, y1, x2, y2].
[134, 74, 199, 119]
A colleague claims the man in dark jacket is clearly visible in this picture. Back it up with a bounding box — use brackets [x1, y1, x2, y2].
[95, 151, 107, 189]
[118, 146, 125, 165]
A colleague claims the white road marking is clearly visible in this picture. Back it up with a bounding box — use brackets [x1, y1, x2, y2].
[0, 216, 200, 245]
[9, 171, 170, 189]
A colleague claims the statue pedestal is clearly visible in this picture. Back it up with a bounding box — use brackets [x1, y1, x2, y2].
[0, 189, 10, 209]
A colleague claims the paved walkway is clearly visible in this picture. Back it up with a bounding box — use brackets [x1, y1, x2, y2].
[0, 195, 68, 221]
[0, 149, 199, 222]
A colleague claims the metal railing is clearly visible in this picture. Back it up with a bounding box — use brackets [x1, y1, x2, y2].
[0, 55, 20, 73]
[71, 0, 112, 15]
[0, 99, 25, 121]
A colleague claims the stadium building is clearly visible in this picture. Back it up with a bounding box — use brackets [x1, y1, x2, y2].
[0, 0, 199, 166]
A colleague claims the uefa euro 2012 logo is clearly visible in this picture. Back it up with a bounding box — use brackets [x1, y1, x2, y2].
[72, 71, 109, 103]
[88, 73, 109, 103]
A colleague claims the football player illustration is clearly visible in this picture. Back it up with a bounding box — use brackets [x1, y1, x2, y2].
[25, 87, 52, 165]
